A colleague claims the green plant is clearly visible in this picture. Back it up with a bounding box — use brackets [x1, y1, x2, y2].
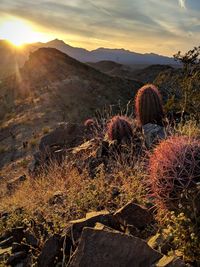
[161, 211, 200, 263]
[135, 84, 164, 126]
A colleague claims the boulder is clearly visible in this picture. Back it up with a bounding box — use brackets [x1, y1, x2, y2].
[6, 251, 27, 266]
[37, 234, 63, 267]
[69, 228, 162, 267]
[70, 211, 120, 242]
[114, 201, 153, 229]
[39, 122, 87, 153]
[24, 231, 39, 248]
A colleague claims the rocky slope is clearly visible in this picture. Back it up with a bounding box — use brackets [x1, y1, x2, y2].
[0, 47, 142, 169]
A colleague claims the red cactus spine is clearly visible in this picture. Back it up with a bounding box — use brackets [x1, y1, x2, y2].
[135, 84, 164, 126]
[149, 136, 200, 211]
[107, 116, 133, 144]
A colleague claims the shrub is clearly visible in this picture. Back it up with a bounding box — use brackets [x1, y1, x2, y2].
[107, 116, 133, 145]
[135, 84, 164, 127]
[161, 211, 200, 263]
[149, 136, 200, 214]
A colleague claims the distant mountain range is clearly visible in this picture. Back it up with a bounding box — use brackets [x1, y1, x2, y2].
[0, 39, 178, 79]
[39, 39, 177, 65]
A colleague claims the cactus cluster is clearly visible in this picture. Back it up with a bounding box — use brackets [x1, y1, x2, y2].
[135, 84, 164, 127]
[149, 136, 200, 212]
[107, 116, 133, 145]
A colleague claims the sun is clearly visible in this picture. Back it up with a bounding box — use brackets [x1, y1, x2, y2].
[0, 18, 41, 46]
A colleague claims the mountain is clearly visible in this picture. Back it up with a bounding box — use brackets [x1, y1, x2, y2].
[0, 39, 178, 79]
[0, 48, 142, 168]
[44, 39, 177, 65]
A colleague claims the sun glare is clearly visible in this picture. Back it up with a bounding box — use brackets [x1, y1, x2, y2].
[0, 18, 41, 46]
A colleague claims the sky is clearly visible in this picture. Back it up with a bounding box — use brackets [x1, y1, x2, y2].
[0, 0, 200, 56]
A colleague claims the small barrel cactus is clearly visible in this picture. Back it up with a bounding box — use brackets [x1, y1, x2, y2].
[149, 136, 200, 213]
[84, 118, 96, 128]
[107, 116, 133, 145]
[135, 84, 164, 127]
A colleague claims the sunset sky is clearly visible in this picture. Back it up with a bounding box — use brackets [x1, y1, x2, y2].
[0, 0, 199, 56]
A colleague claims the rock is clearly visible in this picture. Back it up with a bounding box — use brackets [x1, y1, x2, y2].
[156, 256, 189, 267]
[7, 175, 26, 192]
[24, 231, 39, 247]
[114, 201, 153, 229]
[69, 228, 162, 267]
[12, 242, 30, 253]
[0, 236, 14, 249]
[37, 234, 63, 267]
[142, 123, 166, 149]
[39, 122, 87, 153]
[0, 230, 11, 242]
[94, 222, 120, 233]
[11, 227, 25, 243]
[6, 251, 27, 266]
[48, 191, 64, 206]
[70, 210, 120, 242]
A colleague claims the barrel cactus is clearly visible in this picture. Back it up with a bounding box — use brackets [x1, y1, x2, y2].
[107, 116, 133, 145]
[135, 84, 164, 127]
[84, 118, 96, 128]
[149, 136, 200, 214]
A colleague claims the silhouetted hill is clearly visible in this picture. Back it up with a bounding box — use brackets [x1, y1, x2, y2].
[88, 61, 174, 83]
[45, 39, 177, 65]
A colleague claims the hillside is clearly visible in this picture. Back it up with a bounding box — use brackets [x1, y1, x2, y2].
[0, 47, 142, 169]
[88, 61, 174, 83]
[0, 39, 178, 79]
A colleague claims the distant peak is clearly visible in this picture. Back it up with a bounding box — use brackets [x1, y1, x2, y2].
[47, 39, 66, 45]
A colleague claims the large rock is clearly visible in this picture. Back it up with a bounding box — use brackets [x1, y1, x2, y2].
[39, 122, 87, 152]
[37, 234, 63, 267]
[114, 202, 153, 229]
[69, 228, 162, 267]
[6, 251, 27, 266]
[70, 211, 120, 242]
[29, 122, 89, 176]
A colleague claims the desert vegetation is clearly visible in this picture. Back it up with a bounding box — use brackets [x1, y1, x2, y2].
[0, 45, 200, 266]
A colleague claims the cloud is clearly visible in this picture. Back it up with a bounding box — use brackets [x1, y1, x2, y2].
[179, 0, 186, 9]
[0, 0, 199, 56]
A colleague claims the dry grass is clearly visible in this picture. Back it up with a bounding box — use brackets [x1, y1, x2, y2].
[0, 153, 147, 233]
